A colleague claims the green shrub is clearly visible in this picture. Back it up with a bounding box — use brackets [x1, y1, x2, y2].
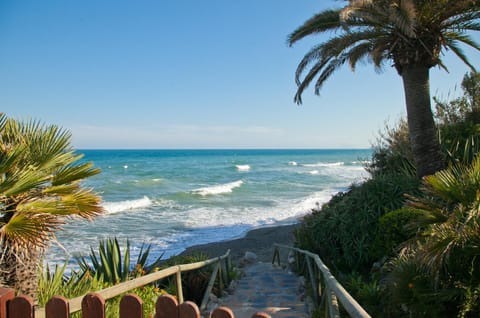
[38, 262, 101, 308]
[372, 207, 424, 259]
[340, 272, 384, 317]
[295, 173, 420, 274]
[382, 250, 457, 317]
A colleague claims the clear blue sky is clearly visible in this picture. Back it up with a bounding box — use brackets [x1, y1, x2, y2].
[1, 1, 478, 149]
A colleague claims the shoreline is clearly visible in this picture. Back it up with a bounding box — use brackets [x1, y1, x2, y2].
[178, 223, 300, 263]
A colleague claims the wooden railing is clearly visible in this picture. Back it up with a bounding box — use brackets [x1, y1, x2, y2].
[36, 249, 232, 317]
[272, 243, 371, 318]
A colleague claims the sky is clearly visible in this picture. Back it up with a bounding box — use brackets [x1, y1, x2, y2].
[0, 1, 478, 149]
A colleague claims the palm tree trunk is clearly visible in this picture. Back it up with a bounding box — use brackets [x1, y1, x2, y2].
[401, 65, 445, 177]
[0, 242, 41, 302]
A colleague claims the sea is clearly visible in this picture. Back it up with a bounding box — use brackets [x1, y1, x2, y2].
[45, 149, 371, 267]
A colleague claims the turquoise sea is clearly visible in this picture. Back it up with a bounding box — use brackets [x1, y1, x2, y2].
[46, 149, 371, 266]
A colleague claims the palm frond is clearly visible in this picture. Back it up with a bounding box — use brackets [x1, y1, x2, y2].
[0, 213, 61, 248]
[294, 59, 328, 104]
[389, 0, 417, 38]
[288, 9, 342, 46]
[52, 162, 101, 186]
[347, 42, 373, 70]
[314, 55, 349, 95]
[2, 169, 48, 197]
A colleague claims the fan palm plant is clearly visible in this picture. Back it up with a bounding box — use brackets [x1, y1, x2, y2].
[288, 0, 480, 177]
[384, 155, 480, 316]
[0, 113, 103, 299]
[407, 154, 480, 275]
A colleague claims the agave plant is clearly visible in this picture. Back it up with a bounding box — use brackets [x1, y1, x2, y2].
[0, 114, 103, 299]
[75, 237, 163, 285]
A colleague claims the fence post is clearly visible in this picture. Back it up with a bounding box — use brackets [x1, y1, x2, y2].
[155, 295, 178, 318]
[305, 256, 318, 305]
[46, 296, 69, 318]
[272, 247, 280, 266]
[120, 294, 143, 318]
[0, 288, 14, 318]
[82, 293, 105, 318]
[175, 268, 184, 304]
[10, 295, 34, 318]
[211, 306, 234, 318]
[178, 301, 200, 318]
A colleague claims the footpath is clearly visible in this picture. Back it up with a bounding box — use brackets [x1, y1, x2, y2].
[216, 261, 311, 318]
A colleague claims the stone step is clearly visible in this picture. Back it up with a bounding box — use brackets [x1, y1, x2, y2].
[217, 262, 310, 318]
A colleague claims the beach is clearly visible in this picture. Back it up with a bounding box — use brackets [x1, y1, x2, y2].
[179, 223, 300, 262]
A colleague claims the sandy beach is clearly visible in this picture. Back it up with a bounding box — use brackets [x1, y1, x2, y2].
[179, 223, 300, 263]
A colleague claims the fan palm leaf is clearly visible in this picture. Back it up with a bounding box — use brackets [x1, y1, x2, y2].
[0, 113, 103, 298]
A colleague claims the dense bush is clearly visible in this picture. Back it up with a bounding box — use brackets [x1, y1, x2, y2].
[372, 207, 424, 259]
[295, 173, 420, 274]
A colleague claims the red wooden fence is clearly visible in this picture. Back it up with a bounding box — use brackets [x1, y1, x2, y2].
[0, 288, 270, 318]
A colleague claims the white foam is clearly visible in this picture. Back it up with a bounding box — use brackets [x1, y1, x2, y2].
[309, 170, 319, 175]
[182, 189, 337, 230]
[302, 162, 344, 167]
[236, 165, 251, 171]
[352, 160, 371, 165]
[192, 180, 244, 196]
[288, 161, 298, 166]
[103, 196, 153, 214]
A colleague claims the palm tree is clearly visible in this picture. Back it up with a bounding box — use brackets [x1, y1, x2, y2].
[288, 0, 480, 177]
[0, 114, 103, 299]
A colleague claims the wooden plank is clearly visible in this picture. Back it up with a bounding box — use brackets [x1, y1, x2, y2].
[9, 296, 34, 318]
[46, 296, 69, 318]
[178, 301, 200, 318]
[155, 295, 178, 318]
[210, 307, 234, 318]
[82, 293, 105, 318]
[120, 294, 143, 318]
[327, 286, 340, 318]
[178, 250, 230, 272]
[0, 288, 14, 318]
[200, 262, 220, 311]
[67, 266, 178, 314]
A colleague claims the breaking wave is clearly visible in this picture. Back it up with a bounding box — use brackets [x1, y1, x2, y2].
[102, 196, 153, 214]
[192, 180, 244, 196]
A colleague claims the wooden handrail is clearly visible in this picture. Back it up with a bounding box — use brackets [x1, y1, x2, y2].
[273, 243, 370, 318]
[35, 249, 231, 318]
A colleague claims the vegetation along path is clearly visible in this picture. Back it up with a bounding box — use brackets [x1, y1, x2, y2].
[219, 261, 309, 318]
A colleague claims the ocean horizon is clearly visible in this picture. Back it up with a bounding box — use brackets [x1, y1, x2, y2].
[46, 148, 372, 267]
